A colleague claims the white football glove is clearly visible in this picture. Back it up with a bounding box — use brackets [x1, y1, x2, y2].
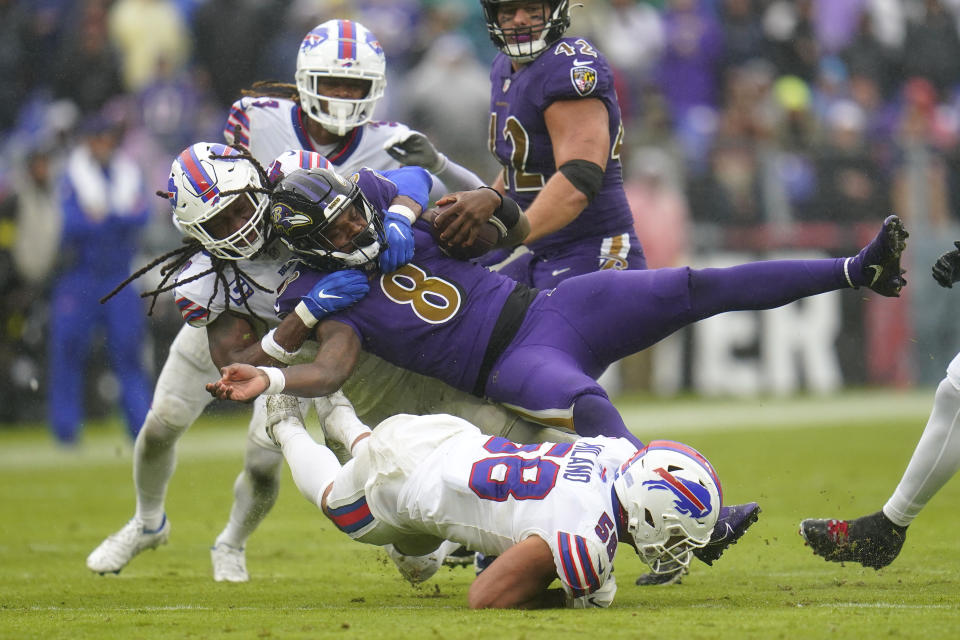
[383, 130, 448, 174]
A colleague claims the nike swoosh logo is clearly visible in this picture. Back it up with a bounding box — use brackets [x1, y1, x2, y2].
[551, 267, 571, 277]
[573, 59, 594, 66]
[867, 264, 883, 286]
[314, 290, 342, 300]
[388, 222, 406, 237]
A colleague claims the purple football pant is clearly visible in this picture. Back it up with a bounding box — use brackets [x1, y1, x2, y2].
[482, 230, 647, 289]
[484, 258, 851, 445]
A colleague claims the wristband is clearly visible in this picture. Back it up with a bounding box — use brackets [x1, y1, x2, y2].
[387, 204, 417, 225]
[477, 185, 504, 210]
[260, 328, 301, 365]
[257, 366, 286, 395]
[294, 300, 321, 328]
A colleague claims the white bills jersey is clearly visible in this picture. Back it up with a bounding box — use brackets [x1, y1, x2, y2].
[347, 414, 635, 602]
[172, 149, 331, 327]
[173, 241, 296, 328]
[225, 96, 417, 184]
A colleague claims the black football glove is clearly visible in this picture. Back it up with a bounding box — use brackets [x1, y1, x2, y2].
[932, 240, 960, 288]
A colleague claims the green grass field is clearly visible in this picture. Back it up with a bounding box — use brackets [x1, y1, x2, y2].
[3, 389, 960, 639]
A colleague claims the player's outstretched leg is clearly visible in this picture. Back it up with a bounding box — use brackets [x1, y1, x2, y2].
[799, 511, 907, 569]
[635, 502, 761, 587]
[843, 214, 908, 297]
[86, 515, 171, 575]
[695, 502, 761, 565]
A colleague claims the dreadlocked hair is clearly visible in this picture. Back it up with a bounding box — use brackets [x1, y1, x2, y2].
[100, 146, 279, 332]
[209, 143, 275, 190]
[241, 80, 300, 104]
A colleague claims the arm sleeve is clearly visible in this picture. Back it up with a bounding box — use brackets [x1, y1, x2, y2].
[432, 159, 485, 193]
[381, 166, 432, 211]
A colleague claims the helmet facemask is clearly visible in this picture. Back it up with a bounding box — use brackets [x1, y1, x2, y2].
[296, 20, 387, 136]
[481, 0, 571, 63]
[270, 168, 385, 271]
[191, 192, 270, 261]
[613, 440, 721, 574]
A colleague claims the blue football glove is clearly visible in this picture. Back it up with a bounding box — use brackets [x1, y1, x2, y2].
[378, 211, 415, 273]
[294, 270, 370, 328]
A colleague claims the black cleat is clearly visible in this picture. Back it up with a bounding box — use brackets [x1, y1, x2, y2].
[847, 215, 909, 297]
[799, 510, 907, 569]
[693, 502, 761, 566]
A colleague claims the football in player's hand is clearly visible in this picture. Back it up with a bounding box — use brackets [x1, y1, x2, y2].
[421, 202, 501, 260]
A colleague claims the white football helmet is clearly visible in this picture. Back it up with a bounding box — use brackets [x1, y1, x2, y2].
[167, 142, 269, 260]
[613, 440, 721, 574]
[295, 20, 387, 136]
[480, 0, 571, 63]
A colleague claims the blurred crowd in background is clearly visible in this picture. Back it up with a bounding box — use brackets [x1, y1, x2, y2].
[3, 0, 960, 428]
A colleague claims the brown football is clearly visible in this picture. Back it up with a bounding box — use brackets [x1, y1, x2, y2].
[421, 202, 501, 260]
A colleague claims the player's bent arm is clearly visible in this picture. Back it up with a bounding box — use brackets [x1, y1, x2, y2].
[433, 155, 485, 193]
[523, 98, 610, 244]
[468, 536, 563, 609]
[432, 187, 529, 248]
[206, 320, 361, 402]
[272, 309, 318, 354]
[272, 320, 361, 398]
[389, 195, 422, 221]
[206, 312, 277, 369]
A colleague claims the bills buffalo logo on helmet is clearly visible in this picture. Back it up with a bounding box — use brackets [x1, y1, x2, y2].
[301, 28, 329, 52]
[365, 32, 383, 55]
[643, 467, 714, 519]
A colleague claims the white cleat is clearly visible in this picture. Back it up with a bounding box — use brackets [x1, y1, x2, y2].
[211, 542, 249, 583]
[86, 516, 170, 574]
[384, 540, 460, 585]
[314, 391, 369, 451]
[265, 394, 304, 447]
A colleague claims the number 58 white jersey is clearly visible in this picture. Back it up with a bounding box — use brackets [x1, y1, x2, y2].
[361, 414, 636, 601]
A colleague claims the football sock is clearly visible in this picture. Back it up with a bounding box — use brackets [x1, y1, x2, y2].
[883, 377, 960, 527]
[216, 444, 282, 549]
[688, 258, 848, 317]
[326, 406, 372, 454]
[277, 421, 343, 508]
[572, 392, 644, 449]
[133, 411, 181, 530]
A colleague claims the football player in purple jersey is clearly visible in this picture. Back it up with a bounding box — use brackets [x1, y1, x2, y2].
[435, 0, 646, 288]
[450, 0, 767, 585]
[206, 166, 910, 575]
